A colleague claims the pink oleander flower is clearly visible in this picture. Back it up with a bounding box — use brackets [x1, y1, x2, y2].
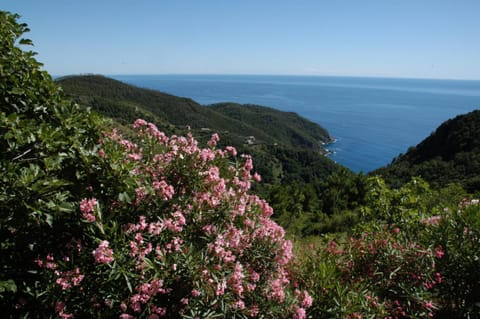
[60, 312, 74, 319]
[55, 300, 65, 313]
[153, 180, 175, 200]
[242, 154, 253, 171]
[216, 279, 227, 296]
[208, 133, 220, 147]
[55, 267, 84, 290]
[226, 145, 237, 156]
[80, 198, 97, 222]
[425, 301, 434, 309]
[191, 289, 201, 297]
[293, 307, 306, 319]
[248, 305, 259, 317]
[435, 246, 445, 259]
[133, 118, 148, 129]
[152, 306, 167, 316]
[233, 299, 245, 310]
[297, 290, 313, 308]
[268, 278, 286, 302]
[93, 240, 114, 264]
[127, 152, 142, 161]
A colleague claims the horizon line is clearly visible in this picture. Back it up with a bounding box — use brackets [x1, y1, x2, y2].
[52, 72, 480, 82]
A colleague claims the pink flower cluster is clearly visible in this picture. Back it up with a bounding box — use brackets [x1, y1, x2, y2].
[40, 119, 310, 318]
[93, 240, 114, 264]
[54, 267, 84, 290]
[80, 198, 97, 222]
[420, 215, 442, 226]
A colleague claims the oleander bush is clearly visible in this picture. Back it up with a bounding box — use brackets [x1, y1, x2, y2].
[422, 199, 480, 318]
[33, 120, 311, 318]
[293, 226, 439, 319]
[0, 12, 310, 318]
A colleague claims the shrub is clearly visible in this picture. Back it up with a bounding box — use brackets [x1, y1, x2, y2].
[0, 12, 310, 318]
[423, 199, 480, 318]
[34, 122, 310, 318]
[1, 11, 103, 316]
[293, 227, 439, 319]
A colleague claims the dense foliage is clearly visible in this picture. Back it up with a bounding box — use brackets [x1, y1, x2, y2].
[58, 75, 343, 194]
[294, 228, 440, 319]
[267, 169, 367, 236]
[3, 11, 480, 319]
[292, 178, 480, 318]
[34, 121, 312, 318]
[375, 110, 480, 192]
[0, 11, 103, 315]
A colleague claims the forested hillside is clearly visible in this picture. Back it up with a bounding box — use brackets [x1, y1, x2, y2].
[58, 75, 333, 149]
[210, 102, 333, 152]
[375, 110, 480, 192]
[58, 75, 342, 187]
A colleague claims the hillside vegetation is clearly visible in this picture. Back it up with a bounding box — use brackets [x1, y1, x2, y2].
[3, 11, 480, 318]
[58, 75, 341, 188]
[58, 75, 333, 151]
[375, 110, 480, 192]
[58, 75, 366, 236]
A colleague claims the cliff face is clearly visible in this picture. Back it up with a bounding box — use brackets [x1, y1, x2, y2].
[374, 110, 480, 191]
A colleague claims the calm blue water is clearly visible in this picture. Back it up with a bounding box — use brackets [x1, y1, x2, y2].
[111, 75, 480, 173]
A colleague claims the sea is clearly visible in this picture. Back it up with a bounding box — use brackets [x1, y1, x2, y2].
[110, 74, 480, 173]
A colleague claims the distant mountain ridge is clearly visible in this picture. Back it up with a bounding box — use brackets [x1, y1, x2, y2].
[57, 75, 341, 185]
[375, 109, 480, 191]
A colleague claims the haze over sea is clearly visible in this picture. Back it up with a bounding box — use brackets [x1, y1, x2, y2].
[112, 75, 480, 173]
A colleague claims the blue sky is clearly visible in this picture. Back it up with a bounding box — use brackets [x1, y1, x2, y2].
[3, 0, 480, 79]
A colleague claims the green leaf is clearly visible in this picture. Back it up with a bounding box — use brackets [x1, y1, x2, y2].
[118, 192, 132, 203]
[0, 280, 17, 293]
[122, 273, 133, 293]
[44, 213, 53, 226]
[10, 87, 24, 95]
[18, 38, 33, 45]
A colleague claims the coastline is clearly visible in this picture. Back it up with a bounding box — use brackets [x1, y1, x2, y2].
[321, 137, 337, 156]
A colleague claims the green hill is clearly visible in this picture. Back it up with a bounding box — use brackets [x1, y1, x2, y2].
[57, 75, 341, 185]
[210, 102, 333, 153]
[374, 110, 480, 191]
[58, 75, 332, 149]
